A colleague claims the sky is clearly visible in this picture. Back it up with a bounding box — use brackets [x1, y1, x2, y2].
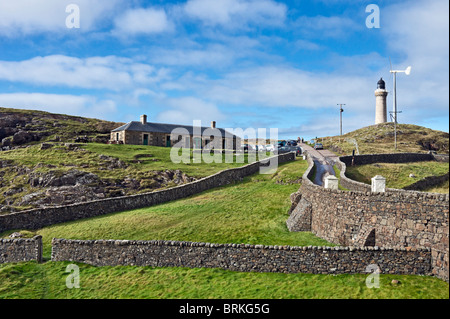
[0, 0, 448, 140]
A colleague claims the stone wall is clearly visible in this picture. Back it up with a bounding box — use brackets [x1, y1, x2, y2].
[339, 153, 436, 166]
[289, 152, 449, 282]
[51, 238, 431, 276]
[0, 235, 42, 263]
[336, 153, 449, 193]
[403, 173, 449, 192]
[0, 152, 295, 234]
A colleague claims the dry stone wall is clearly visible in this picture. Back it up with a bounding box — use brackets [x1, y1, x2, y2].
[51, 238, 431, 276]
[0, 152, 295, 234]
[288, 152, 449, 282]
[0, 235, 42, 263]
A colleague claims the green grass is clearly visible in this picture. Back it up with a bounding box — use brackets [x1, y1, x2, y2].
[333, 165, 350, 191]
[0, 143, 275, 211]
[1, 159, 448, 299]
[320, 123, 449, 156]
[0, 143, 264, 181]
[0, 261, 447, 299]
[344, 161, 449, 192]
[82, 143, 270, 179]
[2, 159, 332, 259]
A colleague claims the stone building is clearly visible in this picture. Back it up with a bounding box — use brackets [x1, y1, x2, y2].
[110, 115, 240, 149]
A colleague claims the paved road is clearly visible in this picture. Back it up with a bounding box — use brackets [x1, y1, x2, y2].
[300, 143, 339, 186]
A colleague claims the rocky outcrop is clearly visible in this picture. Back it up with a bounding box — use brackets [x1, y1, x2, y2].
[0, 107, 122, 151]
[27, 169, 101, 188]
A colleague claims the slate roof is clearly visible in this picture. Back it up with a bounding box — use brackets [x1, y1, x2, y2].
[111, 121, 238, 137]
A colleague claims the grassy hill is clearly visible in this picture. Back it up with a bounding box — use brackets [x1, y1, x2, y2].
[0, 107, 123, 146]
[0, 108, 269, 213]
[317, 123, 449, 156]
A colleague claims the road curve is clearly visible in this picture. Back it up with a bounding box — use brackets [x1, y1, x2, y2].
[300, 142, 339, 186]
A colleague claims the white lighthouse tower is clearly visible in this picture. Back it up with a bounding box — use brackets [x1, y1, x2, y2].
[375, 78, 388, 124]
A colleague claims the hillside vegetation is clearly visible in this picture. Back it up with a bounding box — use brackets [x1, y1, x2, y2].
[0, 107, 122, 148]
[1, 159, 448, 299]
[0, 108, 269, 213]
[318, 123, 449, 156]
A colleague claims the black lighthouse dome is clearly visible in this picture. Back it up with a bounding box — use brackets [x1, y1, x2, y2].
[377, 78, 386, 90]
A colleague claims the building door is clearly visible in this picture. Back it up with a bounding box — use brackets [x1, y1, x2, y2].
[193, 137, 202, 149]
[166, 136, 171, 147]
[143, 134, 149, 145]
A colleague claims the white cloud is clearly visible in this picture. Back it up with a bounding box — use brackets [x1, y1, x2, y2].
[0, 55, 168, 91]
[183, 0, 287, 29]
[382, 0, 449, 127]
[156, 97, 227, 125]
[0, 0, 124, 36]
[293, 15, 361, 39]
[0, 92, 117, 120]
[149, 44, 235, 67]
[294, 39, 323, 51]
[198, 66, 373, 110]
[113, 7, 173, 36]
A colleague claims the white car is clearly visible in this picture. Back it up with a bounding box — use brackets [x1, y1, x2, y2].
[265, 144, 275, 152]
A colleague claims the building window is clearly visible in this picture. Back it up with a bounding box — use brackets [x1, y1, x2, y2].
[116, 133, 119, 141]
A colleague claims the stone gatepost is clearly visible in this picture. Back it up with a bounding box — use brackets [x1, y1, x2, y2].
[324, 175, 339, 190]
[371, 175, 386, 193]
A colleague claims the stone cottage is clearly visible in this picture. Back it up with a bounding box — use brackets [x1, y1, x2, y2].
[110, 115, 240, 150]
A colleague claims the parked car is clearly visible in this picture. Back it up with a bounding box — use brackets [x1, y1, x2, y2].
[265, 144, 275, 152]
[278, 140, 287, 147]
[314, 143, 323, 150]
[278, 145, 303, 157]
[247, 144, 258, 151]
[287, 140, 298, 146]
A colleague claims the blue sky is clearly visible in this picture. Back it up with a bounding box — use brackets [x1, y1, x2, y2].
[0, 0, 448, 140]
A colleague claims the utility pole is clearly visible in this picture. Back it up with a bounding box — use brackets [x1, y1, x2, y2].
[390, 110, 402, 151]
[338, 104, 345, 140]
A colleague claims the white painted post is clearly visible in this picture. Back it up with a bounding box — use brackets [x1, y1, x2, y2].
[324, 175, 339, 190]
[371, 175, 386, 193]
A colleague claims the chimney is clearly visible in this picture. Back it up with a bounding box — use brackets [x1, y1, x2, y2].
[140, 114, 147, 125]
[211, 121, 216, 128]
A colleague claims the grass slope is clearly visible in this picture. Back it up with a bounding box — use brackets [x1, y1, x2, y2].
[345, 161, 449, 193]
[319, 123, 449, 156]
[3, 160, 332, 258]
[0, 261, 448, 299]
[0, 159, 448, 299]
[0, 107, 122, 144]
[0, 143, 268, 211]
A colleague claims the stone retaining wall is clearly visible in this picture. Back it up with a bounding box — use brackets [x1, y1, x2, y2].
[339, 153, 436, 166]
[289, 152, 449, 282]
[336, 153, 449, 194]
[0, 152, 295, 234]
[0, 235, 42, 263]
[51, 238, 431, 276]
